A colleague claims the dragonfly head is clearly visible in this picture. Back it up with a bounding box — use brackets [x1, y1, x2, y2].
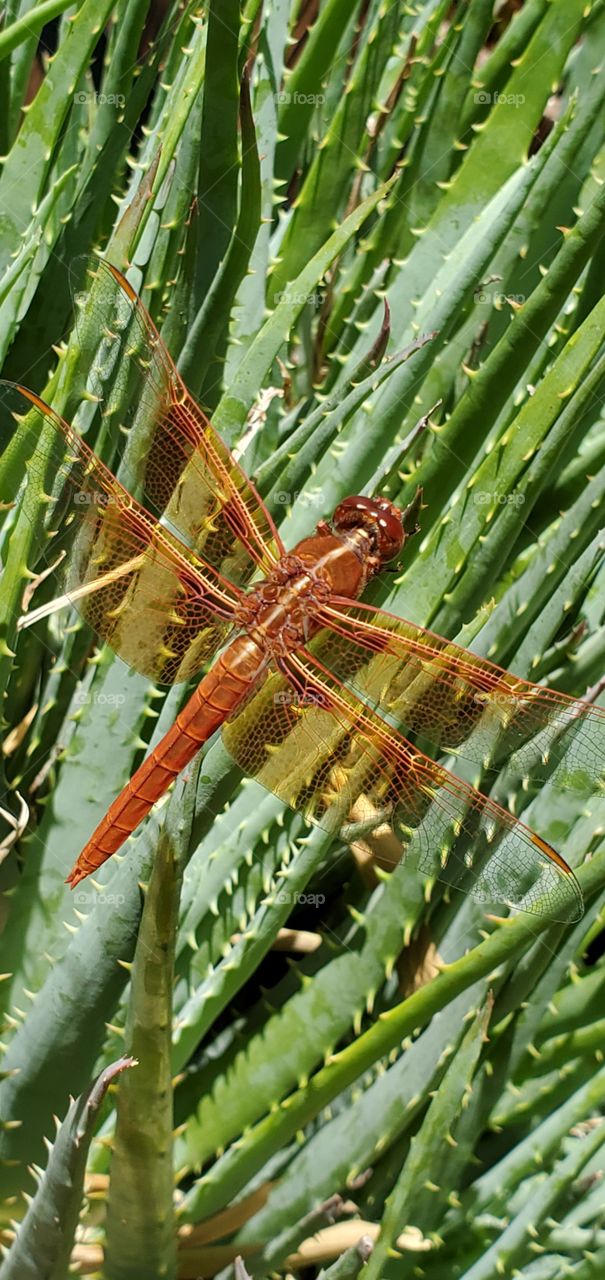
[332, 491, 422, 566]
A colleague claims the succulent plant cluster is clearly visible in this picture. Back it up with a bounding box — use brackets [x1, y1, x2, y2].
[0, 0, 604, 1276]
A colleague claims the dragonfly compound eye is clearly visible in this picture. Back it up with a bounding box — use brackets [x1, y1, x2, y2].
[332, 495, 405, 562]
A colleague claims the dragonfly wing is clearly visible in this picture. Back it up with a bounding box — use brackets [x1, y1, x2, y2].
[1, 383, 241, 683]
[73, 258, 283, 581]
[222, 647, 583, 922]
[314, 601, 605, 797]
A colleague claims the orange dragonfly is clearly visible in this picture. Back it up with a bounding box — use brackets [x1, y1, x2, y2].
[2, 260, 603, 920]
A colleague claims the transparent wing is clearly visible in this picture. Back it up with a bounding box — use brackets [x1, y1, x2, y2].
[222, 646, 583, 922]
[313, 601, 605, 795]
[1, 382, 241, 683]
[71, 257, 283, 581]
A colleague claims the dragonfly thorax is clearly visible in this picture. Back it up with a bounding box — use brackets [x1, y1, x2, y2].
[234, 531, 374, 658]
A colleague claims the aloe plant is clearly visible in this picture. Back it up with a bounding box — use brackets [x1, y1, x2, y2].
[0, 1, 604, 1277]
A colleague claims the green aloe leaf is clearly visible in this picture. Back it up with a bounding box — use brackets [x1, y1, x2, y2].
[191, 0, 241, 310]
[0, 1056, 135, 1280]
[0, 0, 116, 272]
[362, 997, 492, 1279]
[104, 783, 188, 1280]
[182, 848, 605, 1221]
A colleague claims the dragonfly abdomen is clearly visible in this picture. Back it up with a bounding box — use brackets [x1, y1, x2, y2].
[65, 635, 266, 887]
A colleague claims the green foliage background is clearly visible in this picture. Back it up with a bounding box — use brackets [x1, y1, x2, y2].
[0, 0, 604, 1276]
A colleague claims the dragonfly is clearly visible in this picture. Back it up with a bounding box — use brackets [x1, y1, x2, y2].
[2, 260, 603, 921]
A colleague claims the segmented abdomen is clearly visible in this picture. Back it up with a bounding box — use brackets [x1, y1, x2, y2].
[66, 636, 265, 886]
